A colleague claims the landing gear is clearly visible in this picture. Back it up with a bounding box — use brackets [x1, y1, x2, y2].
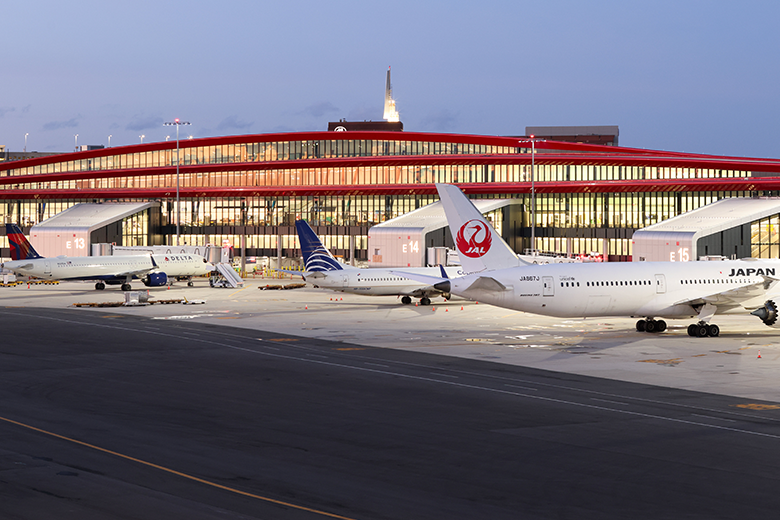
[687, 322, 719, 337]
[95, 281, 106, 290]
[401, 296, 412, 305]
[420, 297, 431, 306]
[636, 318, 666, 333]
[121, 283, 132, 292]
[187, 281, 194, 287]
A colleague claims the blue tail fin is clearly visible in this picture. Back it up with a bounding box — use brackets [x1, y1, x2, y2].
[295, 220, 344, 272]
[6, 224, 43, 260]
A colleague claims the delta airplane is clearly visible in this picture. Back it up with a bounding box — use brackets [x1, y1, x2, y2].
[1, 224, 214, 291]
[295, 219, 462, 305]
[395, 184, 780, 337]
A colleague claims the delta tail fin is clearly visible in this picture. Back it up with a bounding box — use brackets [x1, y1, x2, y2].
[295, 220, 349, 272]
[435, 184, 522, 274]
[6, 223, 43, 261]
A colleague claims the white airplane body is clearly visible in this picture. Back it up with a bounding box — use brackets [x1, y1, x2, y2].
[442, 259, 780, 322]
[395, 184, 780, 336]
[295, 219, 460, 305]
[306, 265, 464, 300]
[3, 254, 211, 287]
[2, 224, 213, 290]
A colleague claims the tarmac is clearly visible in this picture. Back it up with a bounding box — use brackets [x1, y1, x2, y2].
[3, 274, 780, 403]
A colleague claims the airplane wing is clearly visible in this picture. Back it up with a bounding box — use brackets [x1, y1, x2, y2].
[674, 275, 780, 310]
[116, 266, 156, 278]
[389, 271, 446, 286]
[391, 270, 508, 294]
[277, 268, 307, 278]
[114, 255, 156, 279]
[464, 276, 507, 292]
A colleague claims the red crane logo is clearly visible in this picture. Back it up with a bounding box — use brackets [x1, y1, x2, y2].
[456, 219, 492, 258]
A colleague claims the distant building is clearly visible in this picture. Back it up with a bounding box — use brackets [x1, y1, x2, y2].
[327, 120, 403, 132]
[1, 148, 64, 162]
[525, 125, 619, 146]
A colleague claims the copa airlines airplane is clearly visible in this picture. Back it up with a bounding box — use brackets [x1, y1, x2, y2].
[295, 220, 462, 305]
[1, 224, 214, 291]
[395, 184, 780, 337]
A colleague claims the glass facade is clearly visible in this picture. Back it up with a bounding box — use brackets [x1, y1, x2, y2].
[1, 131, 779, 261]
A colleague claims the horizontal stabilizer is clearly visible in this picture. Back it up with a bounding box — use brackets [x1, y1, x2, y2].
[465, 276, 506, 292]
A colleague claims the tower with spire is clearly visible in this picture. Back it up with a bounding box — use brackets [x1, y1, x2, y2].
[383, 66, 400, 122]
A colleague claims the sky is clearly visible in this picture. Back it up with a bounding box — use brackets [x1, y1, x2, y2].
[2, 0, 779, 158]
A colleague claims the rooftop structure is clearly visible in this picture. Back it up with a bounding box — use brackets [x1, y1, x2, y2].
[383, 66, 400, 122]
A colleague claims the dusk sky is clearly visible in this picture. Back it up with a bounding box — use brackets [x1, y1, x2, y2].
[2, 1, 778, 158]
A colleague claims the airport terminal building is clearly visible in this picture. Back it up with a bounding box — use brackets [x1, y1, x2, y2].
[2, 127, 780, 263]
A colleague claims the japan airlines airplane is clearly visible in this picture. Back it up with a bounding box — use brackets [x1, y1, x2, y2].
[395, 184, 780, 337]
[1, 224, 214, 291]
[295, 220, 462, 305]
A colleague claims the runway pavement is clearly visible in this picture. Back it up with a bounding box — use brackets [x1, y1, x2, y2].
[3, 299, 780, 519]
[2, 276, 779, 401]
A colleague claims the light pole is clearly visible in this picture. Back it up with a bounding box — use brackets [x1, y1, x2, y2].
[24, 133, 28, 152]
[163, 119, 191, 246]
[139, 134, 145, 143]
[108, 134, 112, 147]
[74, 134, 79, 151]
[518, 135, 544, 255]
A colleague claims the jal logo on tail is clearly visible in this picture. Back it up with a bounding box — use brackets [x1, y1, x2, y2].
[456, 219, 492, 258]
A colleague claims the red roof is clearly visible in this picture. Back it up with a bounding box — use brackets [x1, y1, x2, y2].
[1, 131, 779, 199]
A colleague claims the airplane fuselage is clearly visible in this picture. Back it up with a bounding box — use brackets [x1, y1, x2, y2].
[1, 253, 212, 283]
[451, 260, 780, 319]
[310, 266, 464, 298]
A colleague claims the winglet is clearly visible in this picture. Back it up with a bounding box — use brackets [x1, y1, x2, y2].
[6, 223, 43, 260]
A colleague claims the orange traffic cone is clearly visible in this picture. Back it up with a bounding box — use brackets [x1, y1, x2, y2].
[461, 306, 464, 311]
[758, 350, 762, 358]
[305, 305, 308, 310]
[445, 308, 448, 312]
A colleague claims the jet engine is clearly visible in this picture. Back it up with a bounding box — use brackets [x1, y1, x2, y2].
[143, 272, 168, 287]
[751, 300, 778, 326]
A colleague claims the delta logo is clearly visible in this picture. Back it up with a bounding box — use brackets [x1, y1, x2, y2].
[456, 219, 492, 258]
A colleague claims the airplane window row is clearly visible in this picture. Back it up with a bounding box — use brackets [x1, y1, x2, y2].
[681, 278, 750, 285]
[584, 280, 651, 287]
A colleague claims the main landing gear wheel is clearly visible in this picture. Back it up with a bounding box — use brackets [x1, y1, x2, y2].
[95, 281, 106, 290]
[401, 296, 412, 305]
[121, 283, 132, 291]
[188, 281, 194, 287]
[420, 297, 431, 306]
[688, 323, 719, 337]
[639, 319, 666, 333]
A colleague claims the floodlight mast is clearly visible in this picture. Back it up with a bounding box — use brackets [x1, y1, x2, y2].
[518, 135, 544, 255]
[163, 119, 191, 246]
